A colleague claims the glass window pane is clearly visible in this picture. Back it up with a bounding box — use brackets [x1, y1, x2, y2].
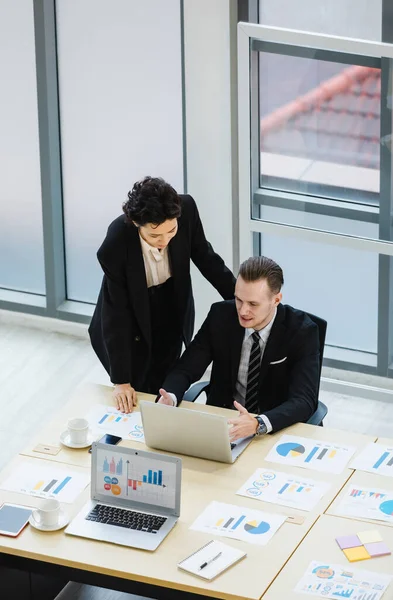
[260, 54, 381, 198]
[259, 0, 382, 42]
[256, 233, 378, 365]
[56, 0, 184, 304]
[0, 0, 45, 295]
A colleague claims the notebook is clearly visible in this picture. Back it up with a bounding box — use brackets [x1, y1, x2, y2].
[177, 539, 246, 580]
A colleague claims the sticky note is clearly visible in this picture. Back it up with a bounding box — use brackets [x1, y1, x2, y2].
[343, 546, 371, 562]
[364, 542, 391, 557]
[336, 535, 362, 550]
[357, 530, 383, 545]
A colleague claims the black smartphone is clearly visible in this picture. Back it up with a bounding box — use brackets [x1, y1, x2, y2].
[88, 433, 122, 453]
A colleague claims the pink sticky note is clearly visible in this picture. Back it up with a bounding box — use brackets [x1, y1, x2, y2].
[364, 542, 391, 557]
[336, 535, 362, 550]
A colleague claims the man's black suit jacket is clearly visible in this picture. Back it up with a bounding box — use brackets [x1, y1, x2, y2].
[162, 301, 320, 432]
[88, 195, 236, 388]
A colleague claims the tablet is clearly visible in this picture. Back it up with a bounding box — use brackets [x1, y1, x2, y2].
[0, 503, 32, 537]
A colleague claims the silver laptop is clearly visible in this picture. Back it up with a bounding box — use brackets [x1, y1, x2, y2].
[65, 443, 181, 551]
[140, 401, 254, 463]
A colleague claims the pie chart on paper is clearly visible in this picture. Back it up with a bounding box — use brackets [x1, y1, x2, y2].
[276, 442, 306, 458]
[379, 500, 393, 516]
[244, 520, 270, 535]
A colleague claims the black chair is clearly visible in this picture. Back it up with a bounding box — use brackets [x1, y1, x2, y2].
[183, 311, 328, 426]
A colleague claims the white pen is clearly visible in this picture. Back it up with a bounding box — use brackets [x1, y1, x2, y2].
[199, 551, 222, 570]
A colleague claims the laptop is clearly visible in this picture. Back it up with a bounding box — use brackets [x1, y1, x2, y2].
[139, 401, 254, 464]
[65, 443, 181, 551]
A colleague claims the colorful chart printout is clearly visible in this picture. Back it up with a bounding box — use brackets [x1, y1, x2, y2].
[85, 406, 145, 443]
[350, 444, 393, 478]
[265, 435, 356, 474]
[236, 468, 330, 512]
[0, 462, 89, 503]
[190, 501, 286, 546]
[336, 485, 393, 525]
[295, 561, 391, 599]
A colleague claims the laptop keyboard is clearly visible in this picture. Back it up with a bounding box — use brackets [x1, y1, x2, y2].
[86, 504, 167, 534]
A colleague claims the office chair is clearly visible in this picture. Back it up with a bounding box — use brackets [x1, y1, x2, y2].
[183, 311, 328, 427]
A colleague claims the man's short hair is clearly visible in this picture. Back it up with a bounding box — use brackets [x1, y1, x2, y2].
[238, 256, 284, 294]
[123, 176, 181, 226]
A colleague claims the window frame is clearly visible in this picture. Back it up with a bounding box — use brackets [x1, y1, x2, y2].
[238, 21, 393, 375]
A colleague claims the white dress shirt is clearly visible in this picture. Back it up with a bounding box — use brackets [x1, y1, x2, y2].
[233, 308, 277, 433]
[166, 309, 277, 433]
[139, 233, 171, 288]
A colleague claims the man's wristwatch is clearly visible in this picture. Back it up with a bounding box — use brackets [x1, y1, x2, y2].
[254, 416, 268, 436]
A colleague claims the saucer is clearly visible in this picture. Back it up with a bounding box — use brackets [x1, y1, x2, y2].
[29, 511, 69, 532]
[60, 430, 94, 449]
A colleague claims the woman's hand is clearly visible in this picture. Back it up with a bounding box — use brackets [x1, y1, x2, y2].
[113, 383, 137, 413]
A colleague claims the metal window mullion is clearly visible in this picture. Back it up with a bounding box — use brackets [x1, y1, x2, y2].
[33, 0, 66, 317]
[237, 0, 259, 24]
[239, 22, 393, 59]
[377, 58, 393, 375]
[251, 40, 381, 68]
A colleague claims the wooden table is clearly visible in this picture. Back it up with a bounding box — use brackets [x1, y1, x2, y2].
[262, 514, 393, 599]
[0, 383, 377, 600]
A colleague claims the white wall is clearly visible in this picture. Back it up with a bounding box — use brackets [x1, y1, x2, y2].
[183, 0, 236, 330]
[259, 0, 382, 41]
[56, 0, 184, 303]
[0, 0, 45, 294]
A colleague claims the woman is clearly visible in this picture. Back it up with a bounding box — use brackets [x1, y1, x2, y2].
[89, 176, 235, 413]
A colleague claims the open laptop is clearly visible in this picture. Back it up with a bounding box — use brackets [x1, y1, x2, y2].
[65, 442, 181, 551]
[140, 401, 254, 464]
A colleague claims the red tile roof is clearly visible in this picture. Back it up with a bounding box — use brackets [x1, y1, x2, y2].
[260, 66, 381, 169]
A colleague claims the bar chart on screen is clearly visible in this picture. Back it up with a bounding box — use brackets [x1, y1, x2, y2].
[0, 461, 89, 503]
[96, 449, 177, 509]
[350, 444, 393, 477]
[265, 435, 356, 474]
[236, 468, 330, 511]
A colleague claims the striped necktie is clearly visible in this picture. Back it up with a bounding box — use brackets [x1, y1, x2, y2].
[245, 331, 261, 413]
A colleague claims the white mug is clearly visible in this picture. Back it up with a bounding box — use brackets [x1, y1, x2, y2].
[32, 498, 61, 527]
[67, 417, 89, 444]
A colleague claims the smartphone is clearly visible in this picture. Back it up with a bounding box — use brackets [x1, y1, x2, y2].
[88, 433, 122, 453]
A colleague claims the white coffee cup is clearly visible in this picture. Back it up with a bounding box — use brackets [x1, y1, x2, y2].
[32, 498, 61, 527]
[67, 417, 89, 444]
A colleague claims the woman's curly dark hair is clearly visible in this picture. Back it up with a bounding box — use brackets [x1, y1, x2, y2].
[123, 176, 182, 226]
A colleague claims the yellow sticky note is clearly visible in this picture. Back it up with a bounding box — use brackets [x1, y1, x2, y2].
[357, 530, 383, 545]
[343, 546, 370, 562]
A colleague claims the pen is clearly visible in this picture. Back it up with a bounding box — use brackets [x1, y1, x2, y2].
[199, 551, 222, 570]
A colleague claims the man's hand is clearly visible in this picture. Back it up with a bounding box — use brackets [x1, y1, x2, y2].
[157, 388, 176, 406]
[227, 400, 258, 441]
[113, 383, 137, 413]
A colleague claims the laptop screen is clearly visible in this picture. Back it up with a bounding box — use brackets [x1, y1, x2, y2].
[94, 446, 178, 510]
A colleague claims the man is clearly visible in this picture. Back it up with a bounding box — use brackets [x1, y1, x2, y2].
[89, 176, 235, 413]
[158, 256, 320, 440]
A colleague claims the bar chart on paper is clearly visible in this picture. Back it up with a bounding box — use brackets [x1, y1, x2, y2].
[295, 561, 392, 600]
[336, 484, 393, 524]
[190, 500, 286, 546]
[0, 462, 89, 503]
[265, 434, 356, 474]
[85, 406, 145, 442]
[236, 468, 330, 511]
[350, 443, 393, 477]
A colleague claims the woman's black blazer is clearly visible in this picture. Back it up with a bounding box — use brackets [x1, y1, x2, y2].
[88, 195, 236, 388]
